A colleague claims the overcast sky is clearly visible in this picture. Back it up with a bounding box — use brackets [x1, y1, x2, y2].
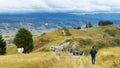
[0, 0, 120, 13]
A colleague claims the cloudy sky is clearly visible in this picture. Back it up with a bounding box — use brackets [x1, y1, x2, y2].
[0, 0, 120, 13]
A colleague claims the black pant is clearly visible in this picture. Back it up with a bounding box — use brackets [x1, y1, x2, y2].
[91, 55, 96, 64]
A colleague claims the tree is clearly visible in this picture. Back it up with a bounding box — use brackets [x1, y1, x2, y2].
[14, 28, 33, 53]
[0, 35, 6, 55]
[85, 22, 93, 28]
[73, 26, 81, 29]
[76, 26, 81, 29]
[98, 20, 113, 26]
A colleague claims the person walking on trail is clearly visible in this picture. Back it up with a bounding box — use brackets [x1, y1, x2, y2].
[90, 46, 97, 64]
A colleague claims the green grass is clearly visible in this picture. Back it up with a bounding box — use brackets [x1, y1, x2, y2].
[6, 45, 18, 55]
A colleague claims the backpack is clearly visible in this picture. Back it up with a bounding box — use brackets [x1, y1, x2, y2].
[90, 49, 97, 55]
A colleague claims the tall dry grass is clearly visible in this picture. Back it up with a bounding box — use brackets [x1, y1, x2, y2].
[0, 52, 80, 68]
[97, 47, 120, 68]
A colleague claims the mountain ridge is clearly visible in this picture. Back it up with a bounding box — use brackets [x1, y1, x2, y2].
[0, 13, 120, 38]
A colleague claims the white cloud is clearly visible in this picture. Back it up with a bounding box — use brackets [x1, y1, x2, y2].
[0, 0, 120, 13]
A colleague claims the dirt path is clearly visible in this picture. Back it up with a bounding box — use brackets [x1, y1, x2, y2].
[73, 56, 100, 68]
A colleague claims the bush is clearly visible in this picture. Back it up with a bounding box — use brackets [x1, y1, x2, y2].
[39, 38, 50, 42]
[56, 28, 71, 36]
[79, 39, 93, 45]
[85, 22, 93, 28]
[107, 40, 117, 46]
[95, 41, 106, 49]
[40, 33, 46, 36]
[76, 27, 81, 29]
[65, 31, 71, 36]
[73, 27, 81, 29]
[84, 49, 90, 55]
[62, 27, 71, 36]
[113, 39, 120, 45]
[95, 39, 120, 50]
[98, 20, 113, 26]
[104, 29, 115, 36]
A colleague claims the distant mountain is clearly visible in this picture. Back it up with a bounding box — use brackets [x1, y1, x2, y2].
[0, 12, 120, 25]
[0, 13, 120, 36]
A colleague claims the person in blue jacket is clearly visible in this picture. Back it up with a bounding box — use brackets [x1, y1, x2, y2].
[90, 46, 97, 64]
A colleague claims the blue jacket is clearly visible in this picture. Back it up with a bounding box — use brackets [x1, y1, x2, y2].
[90, 48, 97, 57]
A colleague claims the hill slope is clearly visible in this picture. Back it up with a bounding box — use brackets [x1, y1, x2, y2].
[7, 25, 120, 54]
[4, 25, 120, 68]
[1, 47, 120, 68]
[33, 25, 120, 53]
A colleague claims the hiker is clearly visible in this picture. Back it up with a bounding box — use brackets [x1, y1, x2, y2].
[90, 46, 97, 64]
[80, 50, 84, 56]
[72, 50, 75, 55]
[69, 48, 73, 53]
[68, 48, 70, 53]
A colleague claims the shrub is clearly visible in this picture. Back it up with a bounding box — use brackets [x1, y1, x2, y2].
[62, 27, 71, 36]
[65, 31, 71, 36]
[79, 39, 93, 45]
[56, 28, 71, 36]
[39, 38, 50, 42]
[104, 29, 115, 36]
[98, 20, 113, 26]
[40, 33, 46, 36]
[113, 39, 120, 45]
[76, 27, 81, 29]
[73, 27, 81, 29]
[85, 22, 93, 28]
[95, 41, 106, 49]
[84, 49, 90, 55]
[95, 39, 120, 50]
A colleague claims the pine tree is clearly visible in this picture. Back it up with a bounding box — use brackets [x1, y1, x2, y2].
[14, 28, 33, 53]
[0, 35, 6, 55]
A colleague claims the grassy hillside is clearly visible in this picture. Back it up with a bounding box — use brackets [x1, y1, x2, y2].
[76, 46, 120, 68]
[6, 45, 18, 55]
[0, 52, 75, 68]
[2, 25, 120, 68]
[97, 47, 120, 68]
[33, 25, 120, 53]
[0, 47, 120, 68]
[6, 25, 120, 54]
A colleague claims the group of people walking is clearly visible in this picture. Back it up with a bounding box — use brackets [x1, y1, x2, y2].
[68, 48, 84, 56]
[68, 46, 97, 65]
[52, 44, 97, 65]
